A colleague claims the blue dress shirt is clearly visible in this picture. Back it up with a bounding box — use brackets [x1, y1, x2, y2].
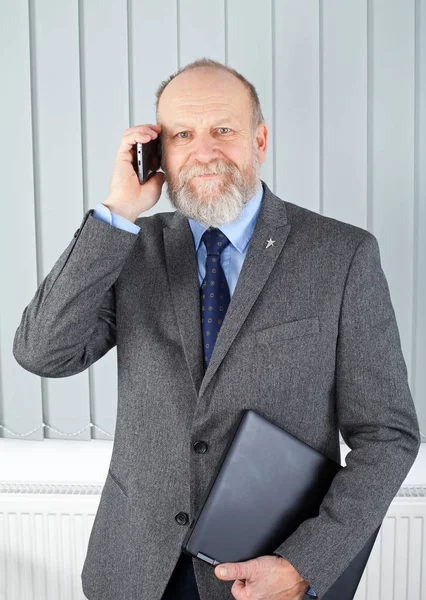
[91, 185, 317, 598]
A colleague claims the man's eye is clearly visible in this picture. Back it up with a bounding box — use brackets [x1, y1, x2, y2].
[175, 128, 231, 139]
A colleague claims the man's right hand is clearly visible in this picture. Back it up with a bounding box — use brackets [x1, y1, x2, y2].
[103, 124, 165, 223]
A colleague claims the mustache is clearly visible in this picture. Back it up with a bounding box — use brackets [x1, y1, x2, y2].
[181, 161, 238, 180]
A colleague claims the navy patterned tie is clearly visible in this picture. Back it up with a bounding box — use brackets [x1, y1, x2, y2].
[200, 227, 231, 372]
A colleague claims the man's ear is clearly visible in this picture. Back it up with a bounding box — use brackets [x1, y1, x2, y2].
[256, 122, 268, 163]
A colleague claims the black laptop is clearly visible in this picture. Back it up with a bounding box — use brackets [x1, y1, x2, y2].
[181, 409, 380, 599]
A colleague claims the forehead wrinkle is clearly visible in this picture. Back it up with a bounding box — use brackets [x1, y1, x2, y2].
[173, 111, 238, 121]
[169, 93, 238, 104]
[172, 104, 239, 116]
[169, 101, 240, 115]
[171, 105, 241, 123]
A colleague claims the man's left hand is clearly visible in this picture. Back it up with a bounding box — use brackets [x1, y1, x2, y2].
[214, 555, 310, 599]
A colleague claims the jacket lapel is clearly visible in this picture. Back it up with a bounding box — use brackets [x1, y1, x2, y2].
[163, 179, 291, 400]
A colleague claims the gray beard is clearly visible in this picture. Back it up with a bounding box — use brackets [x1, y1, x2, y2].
[166, 177, 260, 227]
[164, 149, 261, 227]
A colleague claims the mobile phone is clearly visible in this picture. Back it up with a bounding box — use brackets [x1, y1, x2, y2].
[132, 133, 162, 184]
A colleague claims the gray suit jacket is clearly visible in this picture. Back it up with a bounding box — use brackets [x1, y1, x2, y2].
[13, 179, 421, 599]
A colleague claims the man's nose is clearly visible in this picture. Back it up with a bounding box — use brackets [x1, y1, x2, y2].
[190, 134, 221, 163]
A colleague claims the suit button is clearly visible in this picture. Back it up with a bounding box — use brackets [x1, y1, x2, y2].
[175, 512, 189, 525]
[193, 441, 208, 454]
[73, 228, 80, 238]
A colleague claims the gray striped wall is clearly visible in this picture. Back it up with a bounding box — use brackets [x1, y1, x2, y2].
[2, 0, 425, 441]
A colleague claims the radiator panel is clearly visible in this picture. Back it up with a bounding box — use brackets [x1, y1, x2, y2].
[0, 485, 425, 600]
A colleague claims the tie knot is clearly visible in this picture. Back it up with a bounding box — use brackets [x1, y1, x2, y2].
[201, 227, 230, 256]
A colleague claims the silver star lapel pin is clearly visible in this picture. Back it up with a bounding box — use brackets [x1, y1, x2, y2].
[265, 237, 276, 249]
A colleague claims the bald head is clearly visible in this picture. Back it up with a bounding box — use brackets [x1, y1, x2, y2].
[157, 66, 254, 135]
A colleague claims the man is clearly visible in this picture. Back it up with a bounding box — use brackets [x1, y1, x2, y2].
[13, 58, 421, 600]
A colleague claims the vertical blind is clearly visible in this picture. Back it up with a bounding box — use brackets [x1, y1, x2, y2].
[2, 0, 425, 441]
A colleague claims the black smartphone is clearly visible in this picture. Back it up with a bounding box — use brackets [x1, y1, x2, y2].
[132, 133, 162, 184]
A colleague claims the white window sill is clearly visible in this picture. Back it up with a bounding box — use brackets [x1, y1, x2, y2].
[1, 440, 425, 487]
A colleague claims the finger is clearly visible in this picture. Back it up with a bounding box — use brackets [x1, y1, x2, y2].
[125, 124, 162, 134]
[123, 129, 158, 144]
[117, 130, 158, 157]
[231, 579, 246, 599]
[215, 562, 250, 581]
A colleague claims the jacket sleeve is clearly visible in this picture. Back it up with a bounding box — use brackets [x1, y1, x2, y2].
[272, 232, 421, 598]
[13, 209, 140, 378]
[92, 202, 141, 234]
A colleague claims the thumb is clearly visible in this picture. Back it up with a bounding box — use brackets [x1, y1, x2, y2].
[214, 561, 252, 581]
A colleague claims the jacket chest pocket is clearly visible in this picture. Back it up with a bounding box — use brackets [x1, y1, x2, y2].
[254, 316, 322, 400]
[255, 316, 320, 345]
[253, 316, 328, 425]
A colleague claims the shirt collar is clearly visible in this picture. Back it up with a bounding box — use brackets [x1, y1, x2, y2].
[188, 180, 264, 254]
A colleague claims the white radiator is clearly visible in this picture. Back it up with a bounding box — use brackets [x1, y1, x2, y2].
[0, 483, 425, 600]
